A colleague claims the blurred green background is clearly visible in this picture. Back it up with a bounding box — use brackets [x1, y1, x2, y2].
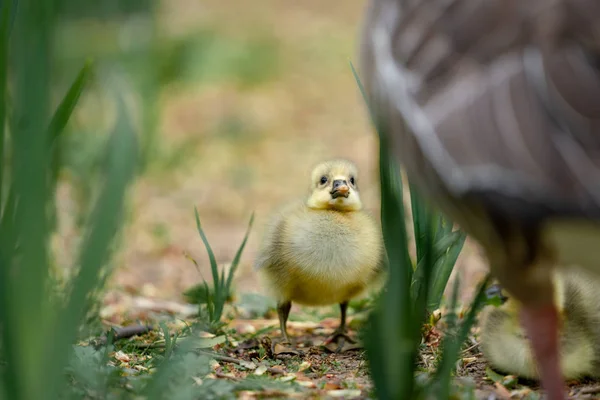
[51, 0, 487, 305]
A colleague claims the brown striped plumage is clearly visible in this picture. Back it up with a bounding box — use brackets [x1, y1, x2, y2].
[359, 1, 600, 399]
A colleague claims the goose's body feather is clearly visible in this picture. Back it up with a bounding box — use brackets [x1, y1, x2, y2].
[360, 0, 600, 219]
[360, 1, 600, 397]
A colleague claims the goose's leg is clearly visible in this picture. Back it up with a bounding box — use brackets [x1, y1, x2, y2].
[520, 304, 566, 400]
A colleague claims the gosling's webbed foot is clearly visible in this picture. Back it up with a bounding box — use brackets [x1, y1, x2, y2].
[271, 339, 302, 356]
[324, 329, 357, 345]
[323, 328, 357, 353]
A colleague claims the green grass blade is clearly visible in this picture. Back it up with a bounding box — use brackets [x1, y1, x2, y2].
[436, 216, 454, 241]
[204, 281, 214, 322]
[412, 224, 463, 310]
[409, 182, 429, 264]
[409, 196, 439, 365]
[428, 232, 466, 311]
[218, 266, 226, 318]
[225, 212, 254, 294]
[194, 208, 219, 287]
[45, 92, 138, 398]
[433, 231, 463, 258]
[160, 322, 173, 359]
[194, 208, 222, 321]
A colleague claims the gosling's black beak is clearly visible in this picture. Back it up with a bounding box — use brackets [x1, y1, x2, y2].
[485, 283, 508, 304]
[331, 179, 350, 199]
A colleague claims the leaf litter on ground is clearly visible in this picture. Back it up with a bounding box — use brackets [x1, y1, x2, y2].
[72, 287, 600, 400]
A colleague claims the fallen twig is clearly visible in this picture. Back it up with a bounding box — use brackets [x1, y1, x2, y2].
[93, 324, 155, 347]
[198, 350, 285, 375]
[580, 385, 600, 395]
[214, 371, 241, 381]
[461, 341, 479, 354]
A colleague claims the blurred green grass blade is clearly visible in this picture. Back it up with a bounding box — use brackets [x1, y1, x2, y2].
[160, 323, 173, 358]
[0, 0, 14, 207]
[144, 334, 204, 400]
[362, 307, 391, 399]
[434, 274, 461, 399]
[225, 212, 254, 293]
[435, 275, 490, 398]
[0, 2, 21, 397]
[47, 60, 93, 185]
[46, 93, 138, 399]
[0, 182, 15, 242]
[351, 61, 418, 399]
[47, 60, 93, 142]
[8, 1, 55, 398]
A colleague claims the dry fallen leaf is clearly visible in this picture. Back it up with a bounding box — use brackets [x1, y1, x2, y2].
[278, 374, 296, 382]
[327, 389, 362, 398]
[298, 361, 311, 372]
[114, 351, 131, 363]
[273, 342, 301, 356]
[322, 341, 363, 353]
[254, 365, 267, 376]
[324, 382, 342, 390]
[239, 360, 257, 370]
[192, 377, 203, 386]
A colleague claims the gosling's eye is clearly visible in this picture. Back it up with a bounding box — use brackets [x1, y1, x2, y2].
[319, 176, 328, 185]
[349, 176, 355, 185]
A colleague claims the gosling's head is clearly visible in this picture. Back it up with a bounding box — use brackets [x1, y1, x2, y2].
[306, 159, 362, 212]
[484, 279, 567, 338]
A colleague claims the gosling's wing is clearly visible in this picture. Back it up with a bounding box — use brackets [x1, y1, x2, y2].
[253, 215, 285, 271]
[360, 0, 600, 221]
[253, 203, 297, 271]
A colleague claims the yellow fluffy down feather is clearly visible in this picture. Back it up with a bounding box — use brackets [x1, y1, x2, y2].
[480, 267, 600, 380]
[254, 159, 385, 345]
